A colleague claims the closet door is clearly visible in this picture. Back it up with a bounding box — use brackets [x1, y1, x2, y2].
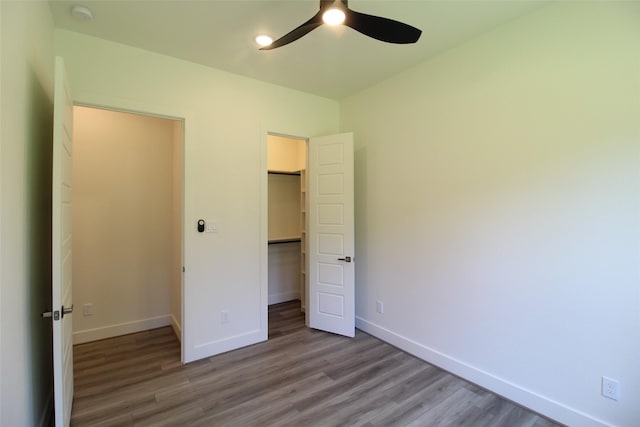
[307, 133, 354, 337]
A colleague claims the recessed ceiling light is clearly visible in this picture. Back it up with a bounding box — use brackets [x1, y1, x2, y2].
[71, 5, 93, 21]
[255, 35, 273, 47]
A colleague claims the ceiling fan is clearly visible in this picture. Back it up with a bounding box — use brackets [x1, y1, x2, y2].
[260, 0, 422, 50]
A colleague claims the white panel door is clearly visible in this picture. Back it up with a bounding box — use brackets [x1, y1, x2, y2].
[308, 133, 355, 337]
[51, 56, 74, 427]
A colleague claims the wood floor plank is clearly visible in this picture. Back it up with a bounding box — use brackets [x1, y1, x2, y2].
[195, 372, 334, 426]
[71, 300, 563, 427]
[406, 386, 486, 427]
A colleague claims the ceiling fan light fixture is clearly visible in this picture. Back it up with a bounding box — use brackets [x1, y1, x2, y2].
[261, 0, 421, 50]
[255, 35, 273, 47]
[322, 8, 345, 26]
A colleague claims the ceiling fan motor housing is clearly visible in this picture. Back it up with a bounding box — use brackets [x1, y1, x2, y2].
[321, 0, 348, 11]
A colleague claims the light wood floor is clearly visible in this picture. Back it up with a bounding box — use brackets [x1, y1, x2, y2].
[71, 301, 562, 426]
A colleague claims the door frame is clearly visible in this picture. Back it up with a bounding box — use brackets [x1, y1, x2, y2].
[73, 101, 187, 362]
[261, 131, 310, 336]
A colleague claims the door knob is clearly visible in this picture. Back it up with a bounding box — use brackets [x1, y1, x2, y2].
[337, 256, 352, 262]
[43, 305, 73, 320]
[61, 304, 74, 318]
[42, 309, 60, 320]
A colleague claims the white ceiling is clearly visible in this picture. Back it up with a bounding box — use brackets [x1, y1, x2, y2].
[49, 0, 547, 100]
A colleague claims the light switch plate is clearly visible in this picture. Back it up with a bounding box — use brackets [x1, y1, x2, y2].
[205, 220, 217, 233]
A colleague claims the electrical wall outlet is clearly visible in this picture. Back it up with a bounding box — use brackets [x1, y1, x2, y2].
[221, 310, 229, 324]
[602, 376, 620, 401]
[376, 300, 384, 314]
[82, 303, 94, 316]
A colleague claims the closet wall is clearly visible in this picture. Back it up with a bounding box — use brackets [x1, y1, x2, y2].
[72, 106, 183, 344]
[171, 118, 183, 338]
[268, 135, 306, 305]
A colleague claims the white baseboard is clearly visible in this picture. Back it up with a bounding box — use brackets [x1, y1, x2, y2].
[171, 314, 182, 342]
[268, 291, 300, 305]
[37, 388, 53, 427]
[355, 316, 609, 427]
[73, 315, 173, 344]
[185, 329, 266, 363]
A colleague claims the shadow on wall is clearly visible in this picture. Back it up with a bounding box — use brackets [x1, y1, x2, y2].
[26, 67, 54, 426]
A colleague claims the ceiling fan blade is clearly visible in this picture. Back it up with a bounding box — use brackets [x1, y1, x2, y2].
[344, 9, 421, 44]
[260, 11, 323, 50]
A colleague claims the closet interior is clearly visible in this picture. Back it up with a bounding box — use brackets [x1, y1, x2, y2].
[267, 135, 308, 311]
[72, 106, 183, 345]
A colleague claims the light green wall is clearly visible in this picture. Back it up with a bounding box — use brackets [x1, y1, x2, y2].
[54, 29, 340, 362]
[3, 1, 638, 426]
[0, 1, 55, 426]
[341, 2, 639, 426]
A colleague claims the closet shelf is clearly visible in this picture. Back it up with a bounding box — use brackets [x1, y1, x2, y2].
[268, 170, 300, 176]
[268, 237, 302, 245]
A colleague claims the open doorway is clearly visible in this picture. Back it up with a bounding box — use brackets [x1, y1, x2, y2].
[267, 134, 308, 336]
[71, 106, 184, 353]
